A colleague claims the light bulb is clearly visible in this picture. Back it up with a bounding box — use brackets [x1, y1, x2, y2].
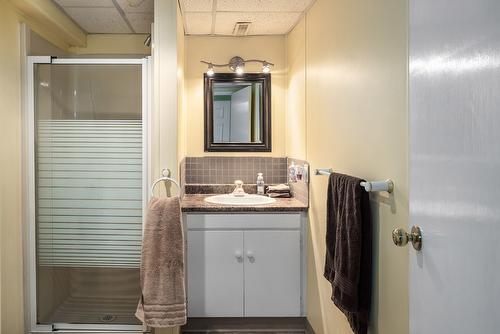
[236, 66, 244, 75]
[206, 64, 214, 76]
[262, 64, 271, 73]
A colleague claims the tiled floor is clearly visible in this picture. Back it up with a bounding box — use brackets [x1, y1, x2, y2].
[181, 317, 313, 334]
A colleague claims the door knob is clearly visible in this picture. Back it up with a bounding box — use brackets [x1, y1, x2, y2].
[246, 251, 255, 261]
[392, 226, 422, 251]
[235, 250, 243, 262]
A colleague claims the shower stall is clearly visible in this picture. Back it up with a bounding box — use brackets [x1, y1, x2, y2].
[25, 57, 149, 333]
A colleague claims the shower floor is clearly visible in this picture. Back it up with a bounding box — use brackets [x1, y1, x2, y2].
[38, 267, 141, 325]
[49, 295, 141, 324]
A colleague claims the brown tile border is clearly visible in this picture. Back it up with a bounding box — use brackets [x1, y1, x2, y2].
[184, 157, 287, 185]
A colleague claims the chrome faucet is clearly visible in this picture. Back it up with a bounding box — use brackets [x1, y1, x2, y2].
[232, 180, 246, 197]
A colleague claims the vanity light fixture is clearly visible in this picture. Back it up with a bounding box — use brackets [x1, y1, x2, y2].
[201, 56, 274, 75]
[262, 61, 271, 73]
[228, 56, 245, 74]
[235, 64, 245, 75]
[206, 63, 215, 76]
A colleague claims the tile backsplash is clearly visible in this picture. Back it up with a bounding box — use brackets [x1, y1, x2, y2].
[180, 156, 309, 207]
[182, 157, 288, 185]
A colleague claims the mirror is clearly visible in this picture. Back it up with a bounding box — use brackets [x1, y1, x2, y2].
[204, 73, 271, 152]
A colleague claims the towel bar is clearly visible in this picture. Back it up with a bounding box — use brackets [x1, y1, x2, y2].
[314, 168, 394, 193]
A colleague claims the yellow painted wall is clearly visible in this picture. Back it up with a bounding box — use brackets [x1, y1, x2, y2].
[29, 30, 68, 56]
[0, 5, 24, 332]
[184, 35, 286, 157]
[285, 18, 307, 160]
[153, 3, 181, 333]
[69, 34, 151, 55]
[177, 4, 187, 161]
[0, 0, 83, 332]
[151, 0, 179, 188]
[286, 0, 409, 333]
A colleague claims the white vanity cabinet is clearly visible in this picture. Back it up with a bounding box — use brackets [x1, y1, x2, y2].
[185, 213, 306, 318]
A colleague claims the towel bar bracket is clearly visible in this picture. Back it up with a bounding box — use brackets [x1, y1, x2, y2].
[360, 179, 394, 193]
[315, 168, 333, 176]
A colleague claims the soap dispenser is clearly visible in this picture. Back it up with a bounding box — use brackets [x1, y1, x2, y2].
[256, 173, 265, 195]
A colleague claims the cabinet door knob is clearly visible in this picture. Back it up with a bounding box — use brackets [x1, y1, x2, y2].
[246, 251, 255, 260]
[235, 250, 243, 262]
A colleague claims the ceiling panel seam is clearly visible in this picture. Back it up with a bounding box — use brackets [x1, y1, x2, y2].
[178, 0, 188, 36]
[211, 0, 218, 35]
[111, 0, 135, 33]
[179, 0, 316, 36]
[51, 0, 89, 34]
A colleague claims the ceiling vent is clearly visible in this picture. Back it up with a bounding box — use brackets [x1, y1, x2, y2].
[232, 22, 252, 36]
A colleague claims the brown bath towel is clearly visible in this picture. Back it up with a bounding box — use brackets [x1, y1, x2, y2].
[324, 173, 372, 334]
[135, 196, 187, 327]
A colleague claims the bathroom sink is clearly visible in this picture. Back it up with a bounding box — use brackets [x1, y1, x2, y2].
[204, 194, 276, 206]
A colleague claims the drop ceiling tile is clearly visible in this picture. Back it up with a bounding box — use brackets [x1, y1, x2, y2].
[214, 12, 301, 35]
[116, 0, 153, 13]
[216, 0, 313, 12]
[125, 12, 153, 33]
[181, 0, 213, 12]
[54, 0, 114, 7]
[184, 12, 213, 34]
[63, 7, 132, 33]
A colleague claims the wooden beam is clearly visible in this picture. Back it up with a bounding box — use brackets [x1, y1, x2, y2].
[8, 0, 86, 47]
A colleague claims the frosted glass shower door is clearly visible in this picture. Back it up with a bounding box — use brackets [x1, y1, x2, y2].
[29, 58, 148, 331]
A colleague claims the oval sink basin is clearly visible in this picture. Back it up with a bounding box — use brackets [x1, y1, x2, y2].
[204, 194, 276, 206]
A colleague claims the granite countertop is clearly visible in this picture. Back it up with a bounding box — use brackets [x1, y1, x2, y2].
[181, 194, 308, 212]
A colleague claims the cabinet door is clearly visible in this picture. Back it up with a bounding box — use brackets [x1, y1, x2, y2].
[244, 230, 301, 316]
[187, 230, 244, 317]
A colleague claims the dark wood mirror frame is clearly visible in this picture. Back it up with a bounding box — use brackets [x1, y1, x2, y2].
[204, 73, 271, 152]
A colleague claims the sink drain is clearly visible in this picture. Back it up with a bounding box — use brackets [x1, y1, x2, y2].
[100, 314, 116, 323]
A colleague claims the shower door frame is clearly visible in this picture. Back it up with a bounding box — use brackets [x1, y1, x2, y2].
[24, 57, 151, 333]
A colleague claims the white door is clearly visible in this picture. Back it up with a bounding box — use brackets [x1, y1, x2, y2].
[409, 0, 500, 333]
[244, 231, 301, 316]
[230, 86, 251, 142]
[187, 231, 244, 317]
[213, 100, 231, 142]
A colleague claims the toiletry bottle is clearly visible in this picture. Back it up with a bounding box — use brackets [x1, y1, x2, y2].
[257, 173, 265, 195]
[289, 162, 297, 183]
[303, 163, 309, 183]
[296, 165, 303, 181]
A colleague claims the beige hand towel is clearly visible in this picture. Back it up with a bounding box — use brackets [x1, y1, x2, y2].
[135, 196, 187, 327]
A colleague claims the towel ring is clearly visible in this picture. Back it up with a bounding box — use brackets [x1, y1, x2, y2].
[150, 176, 181, 197]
